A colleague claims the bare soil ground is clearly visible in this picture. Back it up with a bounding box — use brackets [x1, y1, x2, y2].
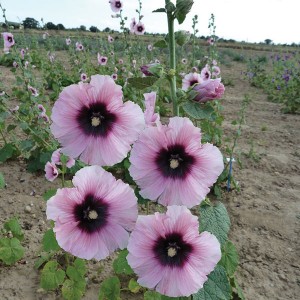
[0, 58, 299, 300]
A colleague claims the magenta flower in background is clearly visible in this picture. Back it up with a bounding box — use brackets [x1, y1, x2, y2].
[45, 162, 59, 182]
[46, 165, 138, 260]
[207, 37, 214, 45]
[200, 65, 211, 80]
[147, 44, 153, 51]
[130, 18, 137, 33]
[51, 148, 75, 168]
[97, 53, 108, 65]
[193, 78, 225, 103]
[51, 75, 145, 166]
[75, 42, 84, 51]
[212, 66, 221, 77]
[111, 73, 118, 81]
[109, 0, 123, 12]
[118, 58, 124, 64]
[28, 85, 39, 97]
[80, 73, 88, 82]
[108, 35, 114, 43]
[1, 32, 15, 53]
[13, 61, 18, 68]
[66, 38, 71, 45]
[20, 48, 26, 59]
[134, 22, 145, 35]
[39, 112, 50, 123]
[182, 72, 202, 91]
[127, 205, 221, 297]
[143, 92, 160, 127]
[129, 117, 224, 208]
[37, 104, 46, 113]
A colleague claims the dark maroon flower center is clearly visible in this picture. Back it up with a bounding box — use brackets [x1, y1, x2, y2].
[190, 80, 199, 86]
[115, 1, 122, 8]
[153, 232, 193, 267]
[155, 144, 195, 179]
[74, 194, 109, 233]
[101, 58, 106, 62]
[137, 26, 144, 32]
[77, 102, 117, 137]
[7, 36, 13, 43]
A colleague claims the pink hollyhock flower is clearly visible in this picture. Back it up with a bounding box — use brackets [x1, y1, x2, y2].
[207, 37, 214, 45]
[39, 112, 50, 123]
[143, 92, 160, 127]
[147, 44, 153, 51]
[38, 104, 46, 113]
[51, 148, 75, 168]
[75, 42, 84, 51]
[66, 38, 71, 45]
[154, 59, 160, 64]
[42, 32, 49, 39]
[130, 18, 137, 33]
[181, 58, 187, 64]
[134, 22, 145, 35]
[45, 162, 58, 181]
[24, 61, 29, 69]
[13, 61, 19, 68]
[129, 117, 224, 208]
[111, 73, 118, 81]
[127, 205, 221, 297]
[182, 72, 202, 91]
[97, 53, 108, 65]
[108, 35, 114, 43]
[51, 75, 145, 166]
[212, 66, 221, 77]
[109, 0, 123, 12]
[20, 48, 26, 59]
[192, 66, 198, 72]
[193, 78, 225, 103]
[118, 58, 123, 64]
[46, 165, 138, 260]
[212, 59, 218, 65]
[1, 32, 15, 53]
[200, 65, 211, 80]
[80, 73, 88, 82]
[28, 85, 39, 97]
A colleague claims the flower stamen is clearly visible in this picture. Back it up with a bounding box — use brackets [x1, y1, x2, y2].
[91, 116, 101, 127]
[170, 159, 179, 169]
[167, 247, 177, 257]
[88, 210, 98, 220]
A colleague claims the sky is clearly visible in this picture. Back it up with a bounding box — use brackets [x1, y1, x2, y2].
[1, 0, 299, 44]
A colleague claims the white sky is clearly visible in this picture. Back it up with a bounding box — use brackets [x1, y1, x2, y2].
[1, 0, 299, 44]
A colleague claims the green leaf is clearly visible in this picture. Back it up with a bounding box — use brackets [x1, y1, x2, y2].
[43, 189, 57, 201]
[42, 229, 60, 252]
[175, 30, 190, 46]
[193, 266, 231, 300]
[20, 139, 35, 152]
[182, 102, 215, 120]
[0, 143, 18, 162]
[144, 291, 162, 300]
[127, 77, 158, 90]
[6, 124, 17, 132]
[40, 261, 65, 290]
[66, 258, 86, 282]
[153, 40, 168, 48]
[165, 2, 176, 13]
[230, 276, 245, 300]
[4, 218, 24, 241]
[0, 172, 5, 189]
[175, 0, 194, 24]
[199, 202, 230, 245]
[153, 8, 166, 13]
[112, 249, 134, 275]
[98, 276, 121, 300]
[62, 279, 86, 300]
[0, 237, 25, 265]
[34, 252, 53, 269]
[219, 240, 239, 276]
[128, 278, 141, 293]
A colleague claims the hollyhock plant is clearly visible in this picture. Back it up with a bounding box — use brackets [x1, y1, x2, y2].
[212, 65, 221, 77]
[134, 22, 145, 35]
[51, 148, 75, 168]
[66, 38, 71, 45]
[129, 117, 224, 208]
[127, 205, 221, 297]
[193, 78, 225, 103]
[46, 165, 138, 260]
[20, 48, 26, 59]
[37, 104, 46, 113]
[143, 92, 160, 127]
[130, 18, 137, 33]
[75, 42, 84, 51]
[109, 0, 123, 12]
[111, 73, 118, 81]
[80, 73, 88, 82]
[1, 32, 15, 53]
[182, 72, 202, 91]
[45, 162, 59, 182]
[147, 44, 153, 51]
[200, 65, 211, 80]
[97, 53, 108, 65]
[51, 75, 145, 166]
[108, 35, 114, 43]
[28, 85, 39, 97]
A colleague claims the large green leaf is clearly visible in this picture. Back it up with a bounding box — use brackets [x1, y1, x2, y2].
[40, 261, 65, 290]
[0, 143, 18, 162]
[112, 249, 134, 275]
[42, 229, 60, 252]
[127, 77, 158, 90]
[219, 240, 239, 276]
[175, 0, 194, 24]
[182, 102, 215, 120]
[4, 218, 24, 241]
[193, 266, 231, 300]
[0, 237, 24, 265]
[153, 40, 168, 48]
[66, 258, 86, 282]
[62, 279, 86, 300]
[199, 202, 230, 245]
[98, 276, 121, 300]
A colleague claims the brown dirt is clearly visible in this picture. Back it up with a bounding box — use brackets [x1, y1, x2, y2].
[0, 58, 300, 300]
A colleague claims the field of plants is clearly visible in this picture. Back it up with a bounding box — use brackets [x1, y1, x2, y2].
[0, 1, 299, 300]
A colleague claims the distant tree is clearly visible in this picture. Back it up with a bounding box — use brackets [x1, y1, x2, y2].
[79, 25, 86, 31]
[45, 22, 57, 30]
[23, 17, 39, 29]
[265, 39, 272, 45]
[57, 23, 65, 30]
[89, 25, 99, 32]
[104, 27, 110, 33]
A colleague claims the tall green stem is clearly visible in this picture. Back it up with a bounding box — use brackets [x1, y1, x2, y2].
[166, 3, 179, 116]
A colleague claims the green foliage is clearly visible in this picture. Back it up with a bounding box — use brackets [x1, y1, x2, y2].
[175, 0, 194, 24]
[98, 276, 121, 300]
[62, 279, 86, 300]
[40, 261, 66, 290]
[0, 172, 5, 189]
[193, 266, 231, 300]
[127, 77, 158, 90]
[4, 218, 24, 241]
[0, 237, 25, 265]
[219, 240, 239, 276]
[128, 278, 141, 293]
[43, 189, 57, 201]
[0, 143, 19, 162]
[42, 229, 60, 252]
[143, 291, 189, 300]
[113, 249, 134, 275]
[154, 40, 168, 48]
[199, 202, 230, 245]
[182, 102, 215, 120]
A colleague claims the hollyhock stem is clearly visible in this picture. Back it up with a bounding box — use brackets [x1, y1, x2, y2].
[166, 1, 178, 116]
